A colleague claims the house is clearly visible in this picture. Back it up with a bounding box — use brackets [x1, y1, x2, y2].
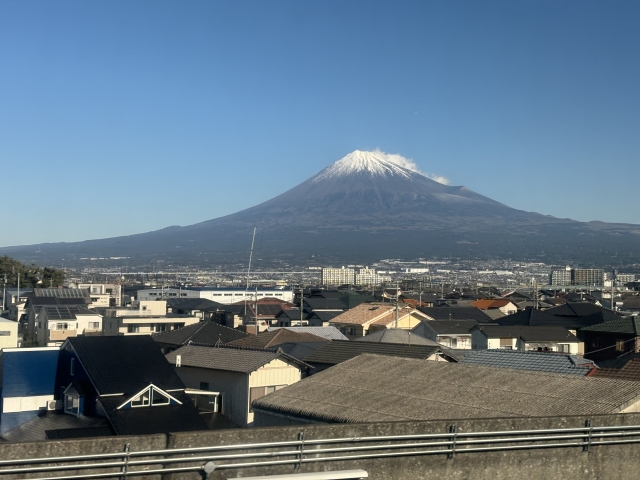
[459, 349, 597, 376]
[34, 306, 103, 347]
[0, 347, 60, 435]
[165, 346, 309, 427]
[153, 320, 249, 354]
[252, 354, 640, 427]
[56, 336, 208, 436]
[101, 300, 199, 336]
[72, 283, 122, 308]
[303, 340, 455, 374]
[235, 298, 297, 329]
[1, 288, 31, 321]
[307, 311, 342, 326]
[165, 298, 226, 321]
[303, 298, 348, 320]
[494, 307, 611, 333]
[25, 290, 90, 342]
[471, 299, 517, 319]
[274, 308, 307, 327]
[470, 325, 581, 354]
[411, 320, 478, 349]
[581, 317, 640, 362]
[329, 303, 429, 338]
[0, 317, 19, 349]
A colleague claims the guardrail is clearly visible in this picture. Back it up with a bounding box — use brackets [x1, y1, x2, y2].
[2, 421, 640, 479]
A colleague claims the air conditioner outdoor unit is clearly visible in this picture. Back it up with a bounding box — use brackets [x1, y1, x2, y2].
[47, 400, 57, 411]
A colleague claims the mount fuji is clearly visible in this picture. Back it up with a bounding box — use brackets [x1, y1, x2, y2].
[3, 150, 640, 267]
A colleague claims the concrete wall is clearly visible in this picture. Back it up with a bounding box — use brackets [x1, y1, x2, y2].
[0, 434, 166, 480]
[5, 414, 640, 479]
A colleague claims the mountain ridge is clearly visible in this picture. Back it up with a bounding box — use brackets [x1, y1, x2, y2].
[3, 150, 640, 267]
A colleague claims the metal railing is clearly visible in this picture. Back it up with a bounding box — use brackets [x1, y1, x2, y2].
[2, 422, 640, 479]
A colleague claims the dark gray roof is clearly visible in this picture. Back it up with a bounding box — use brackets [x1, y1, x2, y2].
[471, 325, 579, 342]
[27, 297, 89, 308]
[1, 413, 110, 443]
[459, 350, 597, 376]
[304, 298, 347, 311]
[354, 329, 440, 346]
[43, 306, 97, 320]
[166, 298, 225, 311]
[165, 345, 307, 373]
[581, 317, 640, 335]
[152, 321, 248, 347]
[277, 309, 307, 320]
[418, 307, 493, 323]
[253, 354, 640, 423]
[98, 390, 207, 436]
[546, 302, 610, 317]
[304, 340, 446, 366]
[309, 311, 343, 322]
[67, 336, 186, 395]
[413, 320, 479, 336]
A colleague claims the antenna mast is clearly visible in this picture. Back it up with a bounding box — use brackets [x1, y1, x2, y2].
[244, 227, 257, 321]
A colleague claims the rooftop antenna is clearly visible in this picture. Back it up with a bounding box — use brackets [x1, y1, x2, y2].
[244, 227, 257, 319]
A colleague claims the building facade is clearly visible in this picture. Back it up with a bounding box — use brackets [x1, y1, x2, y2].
[321, 267, 355, 286]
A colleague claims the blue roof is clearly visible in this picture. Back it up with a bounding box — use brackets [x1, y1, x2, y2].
[459, 349, 596, 376]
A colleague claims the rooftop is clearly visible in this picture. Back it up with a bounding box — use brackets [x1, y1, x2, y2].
[459, 349, 597, 376]
[253, 354, 640, 423]
[152, 321, 248, 347]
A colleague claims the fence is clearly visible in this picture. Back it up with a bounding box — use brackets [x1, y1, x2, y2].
[2, 421, 640, 479]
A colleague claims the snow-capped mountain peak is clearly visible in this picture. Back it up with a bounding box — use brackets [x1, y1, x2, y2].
[312, 150, 419, 182]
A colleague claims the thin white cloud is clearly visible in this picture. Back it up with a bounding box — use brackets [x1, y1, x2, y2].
[375, 149, 450, 185]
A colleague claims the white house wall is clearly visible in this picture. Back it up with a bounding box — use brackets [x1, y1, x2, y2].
[247, 359, 302, 425]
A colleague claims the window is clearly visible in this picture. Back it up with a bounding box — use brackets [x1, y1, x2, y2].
[557, 344, 570, 353]
[142, 305, 148, 311]
[151, 388, 170, 405]
[499, 338, 513, 349]
[450, 337, 458, 348]
[616, 340, 626, 352]
[200, 382, 209, 391]
[249, 385, 286, 411]
[88, 322, 100, 329]
[56, 323, 69, 330]
[594, 338, 603, 348]
[127, 324, 139, 333]
[131, 392, 150, 407]
[347, 327, 356, 336]
[155, 324, 166, 333]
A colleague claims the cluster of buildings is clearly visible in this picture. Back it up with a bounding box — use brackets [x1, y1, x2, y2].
[2, 279, 640, 447]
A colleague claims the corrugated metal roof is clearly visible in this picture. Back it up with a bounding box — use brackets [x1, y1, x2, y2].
[460, 349, 596, 376]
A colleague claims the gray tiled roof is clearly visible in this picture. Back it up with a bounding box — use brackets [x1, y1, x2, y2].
[418, 307, 494, 323]
[165, 345, 308, 373]
[413, 320, 478, 336]
[580, 317, 640, 335]
[268, 326, 348, 341]
[354, 329, 440, 347]
[152, 321, 248, 347]
[253, 354, 640, 423]
[304, 298, 347, 310]
[472, 325, 579, 342]
[304, 340, 446, 366]
[459, 350, 596, 376]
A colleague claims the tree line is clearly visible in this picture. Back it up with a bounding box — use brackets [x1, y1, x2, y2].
[0, 256, 65, 288]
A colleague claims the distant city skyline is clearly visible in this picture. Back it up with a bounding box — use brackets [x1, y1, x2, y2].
[1, 1, 639, 247]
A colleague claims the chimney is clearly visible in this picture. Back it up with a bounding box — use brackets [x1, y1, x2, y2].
[175, 354, 181, 368]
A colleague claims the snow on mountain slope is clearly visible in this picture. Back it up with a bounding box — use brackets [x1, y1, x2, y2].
[313, 150, 418, 181]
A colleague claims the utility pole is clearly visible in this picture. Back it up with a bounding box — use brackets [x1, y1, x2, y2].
[300, 284, 304, 326]
[395, 281, 399, 329]
[611, 270, 616, 311]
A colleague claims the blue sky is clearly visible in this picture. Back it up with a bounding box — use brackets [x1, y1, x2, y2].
[1, 1, 639, 246]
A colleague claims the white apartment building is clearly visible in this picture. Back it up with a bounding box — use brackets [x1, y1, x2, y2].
[76, 283, 122, 308]
[101, 300, 199, 336]
[321, 267, 355, 286]
[137, 287, 293, 305]
[355, 268, 381, 286]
